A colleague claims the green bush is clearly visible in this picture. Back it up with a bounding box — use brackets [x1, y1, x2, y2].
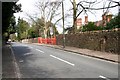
[82, 22, 97, 31]
[106, 14, 120, 29]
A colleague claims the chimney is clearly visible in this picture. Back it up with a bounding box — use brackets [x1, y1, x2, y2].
[107, 15, 112, 22]
[106, 13, 112, 22]
[102, 14, 106, 21]
[84, 16, 88, 24]
[76, 18, 82, 29]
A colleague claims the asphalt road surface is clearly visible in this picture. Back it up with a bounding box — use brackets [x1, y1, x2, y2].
[11, 42, 118, 78]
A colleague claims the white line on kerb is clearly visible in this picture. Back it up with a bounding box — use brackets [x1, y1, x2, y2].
[50, 55, 75, 66]
[36, 49, 44, 53]
[99, 75, 110, 80]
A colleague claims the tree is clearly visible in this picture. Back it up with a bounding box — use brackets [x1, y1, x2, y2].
[17, 18, 30, 40]
[28, 27, 36, 38]
[34, 0, 61, 38]
[2, 2, 21, 42]
[46, 21, 59, 38]
[28, 17, 59, 38]
[7, 15, 16, 34]
[26, 0, 70, 37]
[70, 0, 77, 33]
[32, 17, 45, 38]
[106, 14, 120, 29]
[82, 22, 97, 31]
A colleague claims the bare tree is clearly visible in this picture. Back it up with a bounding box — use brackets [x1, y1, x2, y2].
[34, 0, 62, 38]
[25, 13, 45, 37]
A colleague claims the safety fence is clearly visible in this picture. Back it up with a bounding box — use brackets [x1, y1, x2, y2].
[22, 37, 56, 45]
[38, 37, 56, 45]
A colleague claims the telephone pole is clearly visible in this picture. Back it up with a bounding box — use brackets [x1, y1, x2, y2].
[62, 1, 65, 48]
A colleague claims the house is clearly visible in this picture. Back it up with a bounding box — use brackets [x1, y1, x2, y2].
[67, 12, 113, 33]
[84, 16, 88, 25]
[95, 12, 113, 27]
[76, 18, 82, 29]
[76, 16, 88, 29]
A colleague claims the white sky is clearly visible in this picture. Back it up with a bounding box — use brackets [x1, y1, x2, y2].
[14, 0, 119, 34]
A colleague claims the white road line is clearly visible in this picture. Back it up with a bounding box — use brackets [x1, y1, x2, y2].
[19, 60, 24, 63]
[99, 75, 110, 80]
[36, 49, 45, 53]
[29, 47, 33, 49]
[50, 55, 75, 66]
[24, 53, 33, 56]
[23, 45, 27, 46]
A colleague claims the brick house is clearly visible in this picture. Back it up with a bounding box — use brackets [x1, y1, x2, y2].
[76, 16, 88, 29]
[95, 12, 113, 27]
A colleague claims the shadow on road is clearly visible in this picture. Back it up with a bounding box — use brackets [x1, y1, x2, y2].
[12, 45, 31, 60]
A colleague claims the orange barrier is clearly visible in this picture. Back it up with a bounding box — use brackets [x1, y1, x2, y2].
[38, 37, 56, 45]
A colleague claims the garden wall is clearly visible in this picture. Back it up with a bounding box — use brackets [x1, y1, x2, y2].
[56, 29, 120, 54]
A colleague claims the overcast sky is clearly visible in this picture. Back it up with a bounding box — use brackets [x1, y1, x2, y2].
[14, 0, 119, 33]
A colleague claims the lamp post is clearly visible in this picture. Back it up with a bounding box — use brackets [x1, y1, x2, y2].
[62, 1, 65, 48]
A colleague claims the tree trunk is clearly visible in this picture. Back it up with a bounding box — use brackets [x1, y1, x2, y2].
[73, 0, 77, 33]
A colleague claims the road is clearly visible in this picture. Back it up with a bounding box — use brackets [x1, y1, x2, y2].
[11, 42, 118, 78]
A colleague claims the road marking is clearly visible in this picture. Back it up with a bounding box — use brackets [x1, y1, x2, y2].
[24, 53, 33, 56]
[50, 55, 75, 66]
[19, 60, 24, 63]
[23, 45, 27, 46]
[29, 47, 33, 49]
[36, 49, 45, 53]
[99, 75, 110, 80]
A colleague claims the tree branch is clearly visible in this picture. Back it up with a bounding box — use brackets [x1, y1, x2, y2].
[85, 4, 118, 10]
[108, 0, 120, 6]
[76, 9, 84, 18]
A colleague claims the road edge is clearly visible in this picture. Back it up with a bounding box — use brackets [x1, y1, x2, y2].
[9, 43, 21, 78]
[35, 43, 119, 63]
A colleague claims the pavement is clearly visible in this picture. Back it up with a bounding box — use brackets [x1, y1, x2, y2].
[2, 43, 19, 78]
[34, 43, 119, 63]
[0, 42, 2, 79]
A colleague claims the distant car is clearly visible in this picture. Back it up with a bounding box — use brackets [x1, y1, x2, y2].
[7, 39, 11, 44]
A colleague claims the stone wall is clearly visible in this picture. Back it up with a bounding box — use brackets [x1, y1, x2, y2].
[56, 30, 120, 54]
[22, 38, 38, 43]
